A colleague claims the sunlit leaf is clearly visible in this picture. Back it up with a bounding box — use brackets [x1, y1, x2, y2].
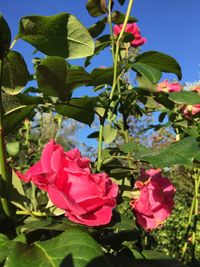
[5, 229, 112, 267]
[135, 51, 182, 80]
[132, 62, 162, 84]
[17, 13, 95, 59]
[1, 51, 30, 95]
[169, 90, 200, 105]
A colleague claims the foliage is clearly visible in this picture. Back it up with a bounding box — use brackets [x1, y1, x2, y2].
[0, 0, 199, 267]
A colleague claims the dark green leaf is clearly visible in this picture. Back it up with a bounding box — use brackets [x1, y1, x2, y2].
[66, 65, 92, 91]
[132, 62, 162, 84]
[17, 13, 94, 59]
[135, 137, 200, 167]
[135, 51, 182, 80]
[4, 105, 35, 135]
[118, 0, 126, 5]
[86, 0, 107, 17]
[56, 97, 97, 125]
[119, 141, 139, 154]
[5, 229, 112, 267]
[183, 127, 199, 138]
[141, 250, 186, 267]
[111, 11, 137, 24]
[0, 233, 10, 263]
[169, 90, 200, 105]
[17, 217, 77, 234]
[85, 35, 111, 67]
[88, 18, 106, 38]
[154, 93, 174, 109]
[36, 56, 69, 100]
[2, 92, 43, 115]
[0, 15, 11, 59]
[90, 65, 122, 86]
[1, 51, 30, 95]
[87, 131, 99, 138]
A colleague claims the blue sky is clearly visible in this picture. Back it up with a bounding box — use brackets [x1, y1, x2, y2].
[1, 0, 200, 82]
[1, 0, 200, 149]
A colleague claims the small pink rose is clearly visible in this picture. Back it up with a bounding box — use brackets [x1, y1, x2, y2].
[157, 79, 182, 93]
[191, 85, 200, 93]
[113, 23, 146, 47]
[16, 140, 118, 226]
[181, 104, 200, 118]
[130, 168, 176, 230]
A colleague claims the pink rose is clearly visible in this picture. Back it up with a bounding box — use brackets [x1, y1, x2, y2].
[157, 79, 182, 93]
[191, 85, 200, 93]
[181, 104, 200, 118]
[130, 168, 176, 230]
[113, 23, 146, 47]
[16, 140, 118, 226]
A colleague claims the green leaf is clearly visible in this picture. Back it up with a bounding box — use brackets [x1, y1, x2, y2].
[0, 15, 11, 59]
[55, 97, 97, 125]
[17, 217, 76, 234]
[136, 75, 157, 92]
[85, 35, 111, 67]
[132, 62, 162, 84]
[86, 0, 107, 17]
[90, 65, 122, 86]
[66, 65, 92, 91]
[6, 142, 19, 156]
[169, 90, 200, 105]
[118, 0, 126, 5]
[135, 51, 182, 80]
[1, 51, 30, 95]
[5, 229, 112, 267]
[88, 19, 106, 38]
[2, 92, 43, 115]
[140, 250, 186, 267]
[4, 105, 35, 135]
[135, 137, 200, 167]
[103, 124, 118, 144]
[119, 141, 139, 154]
[111, 11, 137, 24]
[0, 233, 10, 263]
[17, 13, 95, 59]
[36, 56, 69, 100]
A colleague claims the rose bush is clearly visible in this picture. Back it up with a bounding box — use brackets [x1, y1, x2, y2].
[16, 140, 119, 226]
[130, 169, 176, 230]
[157, 79, 182, 93]
[113, 22, 146, 47]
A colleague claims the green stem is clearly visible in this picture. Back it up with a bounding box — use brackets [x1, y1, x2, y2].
[0, 59, 11, 217]
[97, 123, 104, 172]
[108, 0, 115, 62]
[191, 171, 199, 264]
[116, 0, 134, 45]
[96, 0, 134, 172]
[31, 183, 38, 211]
[9, 39, 17, 50]
[181, 171, 200, 261]
[16, 210, 47, 217]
